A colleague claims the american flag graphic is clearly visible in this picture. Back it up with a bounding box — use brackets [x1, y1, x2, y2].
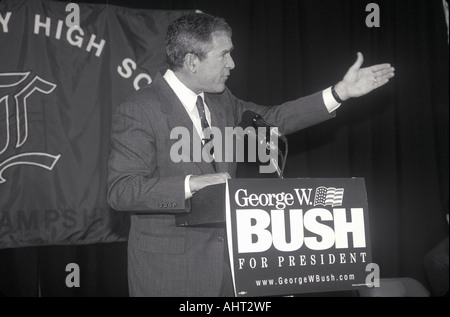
[314, 186, 345, 207]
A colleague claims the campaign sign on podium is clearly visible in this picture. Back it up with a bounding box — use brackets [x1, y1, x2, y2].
[225, 178, 372, 297]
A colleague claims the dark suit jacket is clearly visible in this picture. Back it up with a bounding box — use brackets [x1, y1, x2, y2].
[107, 70, 335, 296]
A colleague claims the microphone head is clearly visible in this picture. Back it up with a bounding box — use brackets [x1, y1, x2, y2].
[240, 110, 260, 128]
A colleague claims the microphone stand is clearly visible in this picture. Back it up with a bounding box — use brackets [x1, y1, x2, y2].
[280, 137, 288, 178]
[267, 130, 288, 179]
[271, 156, 283, 179]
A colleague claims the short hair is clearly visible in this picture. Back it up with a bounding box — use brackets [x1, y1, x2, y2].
[165, 12, 232, 71]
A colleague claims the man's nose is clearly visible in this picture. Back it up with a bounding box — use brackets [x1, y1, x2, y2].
[226, 55, 235, 70]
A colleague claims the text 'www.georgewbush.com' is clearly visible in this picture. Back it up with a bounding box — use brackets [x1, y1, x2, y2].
[256, 272, 356, 287]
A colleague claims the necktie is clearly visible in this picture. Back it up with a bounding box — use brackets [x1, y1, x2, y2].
[195, 95, 215, 169]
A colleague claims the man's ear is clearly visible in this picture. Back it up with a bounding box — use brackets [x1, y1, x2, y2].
[184, 53, 198, 73]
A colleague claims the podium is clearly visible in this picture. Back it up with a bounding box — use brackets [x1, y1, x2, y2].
[175, 183, 226, 227]
[177, 178, 373, 297]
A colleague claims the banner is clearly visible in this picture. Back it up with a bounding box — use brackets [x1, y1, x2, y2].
[225, 178, 373, 296]
[0, 0, 192, 248]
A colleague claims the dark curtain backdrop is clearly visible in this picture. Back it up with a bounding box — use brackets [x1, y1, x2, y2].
[0, 0, 448, 297]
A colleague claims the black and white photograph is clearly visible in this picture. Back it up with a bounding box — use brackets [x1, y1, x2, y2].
[0, 0, 448, 304]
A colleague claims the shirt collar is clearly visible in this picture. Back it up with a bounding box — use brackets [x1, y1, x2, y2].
[163, 69, 204, 112]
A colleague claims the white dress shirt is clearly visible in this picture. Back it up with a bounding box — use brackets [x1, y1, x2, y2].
[164, 69, 212, 142]
[164, 69, 212, 199]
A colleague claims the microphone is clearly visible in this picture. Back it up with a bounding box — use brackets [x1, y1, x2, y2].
[237, 112, 277, 152]
[238, 110, 289, 179]
[240, 110, 287, 143]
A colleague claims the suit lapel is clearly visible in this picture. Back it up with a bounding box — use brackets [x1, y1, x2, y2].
[154, 72, 216, 174]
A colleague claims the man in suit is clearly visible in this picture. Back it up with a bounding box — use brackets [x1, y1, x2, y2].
[107, 13, 395, 297]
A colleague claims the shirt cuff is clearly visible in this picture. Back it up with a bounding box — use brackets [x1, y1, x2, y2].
[323, 87, 341, 113]
[185, 175, 193, 199]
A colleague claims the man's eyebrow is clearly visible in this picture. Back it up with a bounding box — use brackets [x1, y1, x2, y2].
[221, 46, 234, 54]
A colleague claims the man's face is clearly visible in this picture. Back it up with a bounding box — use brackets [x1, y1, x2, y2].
[194, 31, 235, 94]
